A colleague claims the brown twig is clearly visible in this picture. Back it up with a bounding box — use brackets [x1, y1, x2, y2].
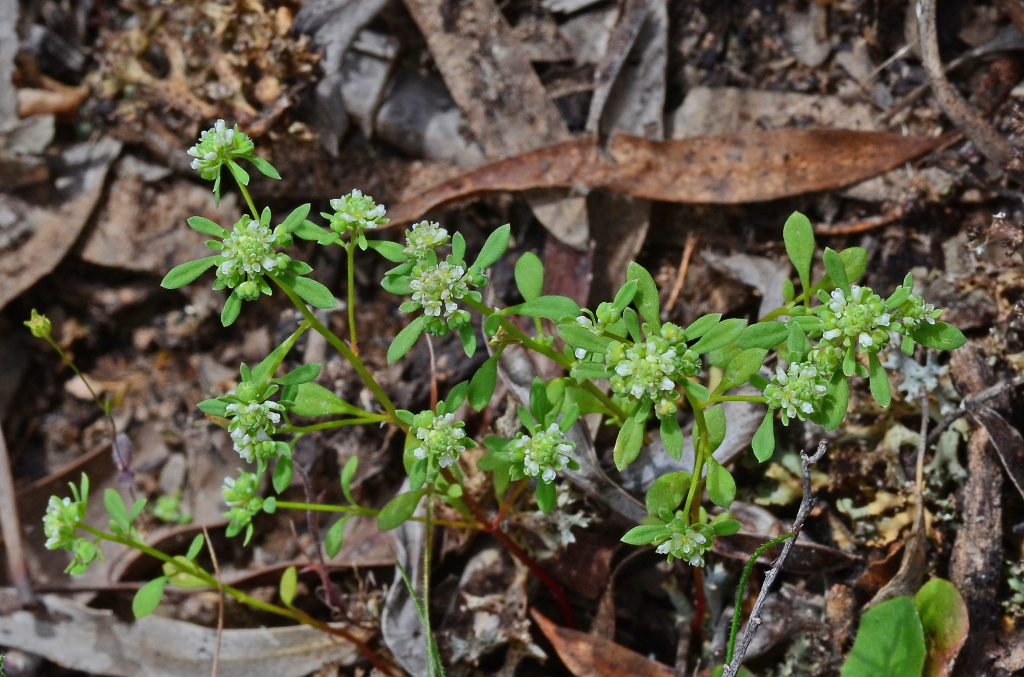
[664, 232, 698, 317]
[814, 206, 903, 236]
[0, 424, 34, 606]
[293, 463, 347, 614]
[723, 440, 828, 677]
[918, 0, 1013, 166]
[203, 526, 224, 677]
[926, 373, 1024, 446]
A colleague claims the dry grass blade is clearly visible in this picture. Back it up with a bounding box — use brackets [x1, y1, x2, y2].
[386, 129, 947, 226]
[530, 608, 674, 677]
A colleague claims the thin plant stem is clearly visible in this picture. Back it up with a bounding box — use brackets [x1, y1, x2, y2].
[43, 336, 117, 441]
[681, 392, 709, 521]
[275, 501, 480, 530]
[233, 175, 260, 221]
[724, 532, 796, 664]
[494, 480, 528, 525]
[427, 334, 439, 410]
[202, 526, 224, 677]
[707, 395, 767, 404]
[347, 240, 358, 353]
[271, 275, 402, 426]
[423, 488, 434, 664]
[77, 524, 395, 675]
[439, 467, 577, 629]
[461, 297, 627, 422]
[279, 415, 389, 434]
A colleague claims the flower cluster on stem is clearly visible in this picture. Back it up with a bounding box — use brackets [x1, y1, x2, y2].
[606, 323, 700, 419]
[214, 214, 293, 301]
[654, 515, 716, 567]
[224, 380, 285, 465]
[410, 409, 469, 482]
[510, 423, 575, 483]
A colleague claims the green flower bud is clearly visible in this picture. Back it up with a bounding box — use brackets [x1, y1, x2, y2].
[25, 309, 52, 338]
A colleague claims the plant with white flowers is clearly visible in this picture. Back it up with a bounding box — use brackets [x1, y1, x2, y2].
[32, 123, 967, 676]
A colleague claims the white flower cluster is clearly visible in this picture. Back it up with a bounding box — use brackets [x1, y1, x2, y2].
[606, 330, 699, 418]
[43, 495, 83, 551]
[326, 189, 388, 235]
[226, 385, 284, 463]
[409, 261, 470, 319]
[655, 518, 715, 567]
[511, 423, 575, 483]
[217, 216, 291, 301]
[222, 470, 266, 540]
[412, 411, 467, 470]
[403, 221, 449, 259]
[820, 285, 892, 353]
[187, 120, 253, 178]
[763, 362, 829, 425]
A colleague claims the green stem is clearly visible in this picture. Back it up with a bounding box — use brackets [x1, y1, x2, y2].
[462, 297, 628, 423]
[275, 501, 478, 530]
[708, 395, 767, 404]
[681, 392, 708, 522]
[725, 531, 797, 665]
[279, 415, 388, 434]
[78, 524, 394, 675]
[234, 177, 260, 221]
[44, 336, 117, 438]
[271, 275, 402, 427]
[422, 488, 434, 664]
[346, 240, 358, 353]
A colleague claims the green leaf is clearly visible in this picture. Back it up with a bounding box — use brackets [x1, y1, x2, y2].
[626, 262, 661, 330]
[736, 322, 788, 350]
[279, 566, 298, 606]
[681, 379, 710, 401]
[128, 498, 147, 524]
[557, 323, 612, 353]
[621, 524, 667, 545]
[915, 578, 969, 677]
[818, 371, 849, 432]
[840, 596, 925, 677]
[133, 577, 168, 618]
[340, 456, 359, 505]
[661, 415, 683, 461]
[388, 315, 427, 363]
[161, 256, 219, 289]
[645, 471, 691, 516]
[252, 325, 307, 384]
[474, 224, 511, 269]
[613, 280, 638, 311]
[823, 247, 850, 295]
[104, 489, 129, 529]
[458, 324, 476, 358]
[868, 352, 892, 407]
[570, 362, 614, 381]
[684, 313, 721, 341]
[613, 411, 647, 470]
[378, 489, 425, 531]
[622, 307, 641, 342]
[752, 411, 775, 462]
[277, 362, 321, 386]
[292, 219, 333, 243]
[712, 518, 742, 536]
[291, 382, 361, 417]
[278, 204, 310, 233]
[288, 275, 336, 309]
[273, 456, 293, 493]
[508, 295, 580, 320]
[381, 274, 412, 295]
[706, 456, 736, 508]
[690, 318, 747, 354]
[445, 381, 469, 413]
[226, 159, 250, 186]
[366, 239, 405, 262]
[783, 211, 815, 294]
[186, 534, 205, 560]
[515, 252, 544, 301]
[469, 355, 499, 411]
[912, 322, 966, 351]
[221, 291, 242, 327]
[787, 321, 809, 362]
[246, 154, 280, 179]
[451, 232, 466, 263]
[535, 479, 556, 513]
[714, 348, 767, 394]
[324, 515, 351, 558]
[484, 313, 502, 337]
[187, 216, 228, 237]
[705, 404, 727, 452]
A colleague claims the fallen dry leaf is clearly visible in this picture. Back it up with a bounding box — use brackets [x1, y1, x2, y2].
[967, 402, 1024, 502]
[385, 129, 948, 227]
[530, 608, 674, 677]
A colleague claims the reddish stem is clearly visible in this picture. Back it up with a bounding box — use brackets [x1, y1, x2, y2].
[440, 469, 576, 629]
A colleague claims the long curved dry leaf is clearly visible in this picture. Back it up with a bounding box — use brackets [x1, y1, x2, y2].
[386, 129, 947, 226]
[966, 402, 1024, 501]
[531, 608, 674, 677]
